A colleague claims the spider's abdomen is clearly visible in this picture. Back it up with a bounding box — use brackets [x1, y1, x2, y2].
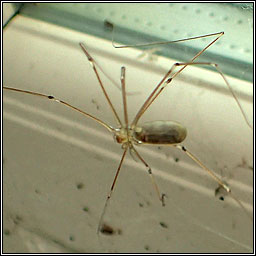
[134, 121, 187, 144]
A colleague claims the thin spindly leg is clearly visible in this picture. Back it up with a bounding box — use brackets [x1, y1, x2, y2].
[79, 43, 123, 127]
[98, 147, 128, 234]
[131, 32, 224, 127]
[131, 146, 165, 206]
[175, 62, 252, 129]
[174, 144, 252, 221]
[131, 64, 175, 127]
[133, 61, 252, 130]
[79, 42, 137, 96]
[3, 86, 114, 132]
[113, 31, 223, 49]
[121, 66, 129, 129]
[80, 43, 122, 92]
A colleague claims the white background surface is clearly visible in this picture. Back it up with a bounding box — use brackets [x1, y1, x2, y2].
[3, 14, 253, 253]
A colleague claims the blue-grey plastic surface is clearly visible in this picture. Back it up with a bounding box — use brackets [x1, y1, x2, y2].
[17, 3, 253, 82]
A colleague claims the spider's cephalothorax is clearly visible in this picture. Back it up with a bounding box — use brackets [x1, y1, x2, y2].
[113, 126, 141, 147]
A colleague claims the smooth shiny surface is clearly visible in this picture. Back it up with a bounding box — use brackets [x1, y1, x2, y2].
[135, 121, 187, 144]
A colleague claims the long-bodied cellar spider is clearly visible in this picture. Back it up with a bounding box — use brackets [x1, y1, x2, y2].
[3, 24, 253, 252]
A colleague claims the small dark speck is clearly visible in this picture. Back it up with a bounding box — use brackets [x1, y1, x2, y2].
[4, 229, 11, 236]
[76, 183, 84, 190]
[69, 235, 75, 241]
[104, 20, 114, 31]
[100, 224, 114, 235]
[14, 215, 23, 225]
[139, 203, 144, 207]
[232, 220, 236, 230]
[160, 222, 168, 229]
[215, 184, 228, 199]
[52, 239, 60, 245]
[83, 206, 89, 212]
[91, 99, 100, 110]
[144, 245, 150, 250]
[158, 146, 162, 150]
[175, 157, 179, 162]
[35, 189, 40, 194]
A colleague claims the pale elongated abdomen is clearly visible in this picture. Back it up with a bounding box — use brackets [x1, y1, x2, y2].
[134, 121, 187, 144]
